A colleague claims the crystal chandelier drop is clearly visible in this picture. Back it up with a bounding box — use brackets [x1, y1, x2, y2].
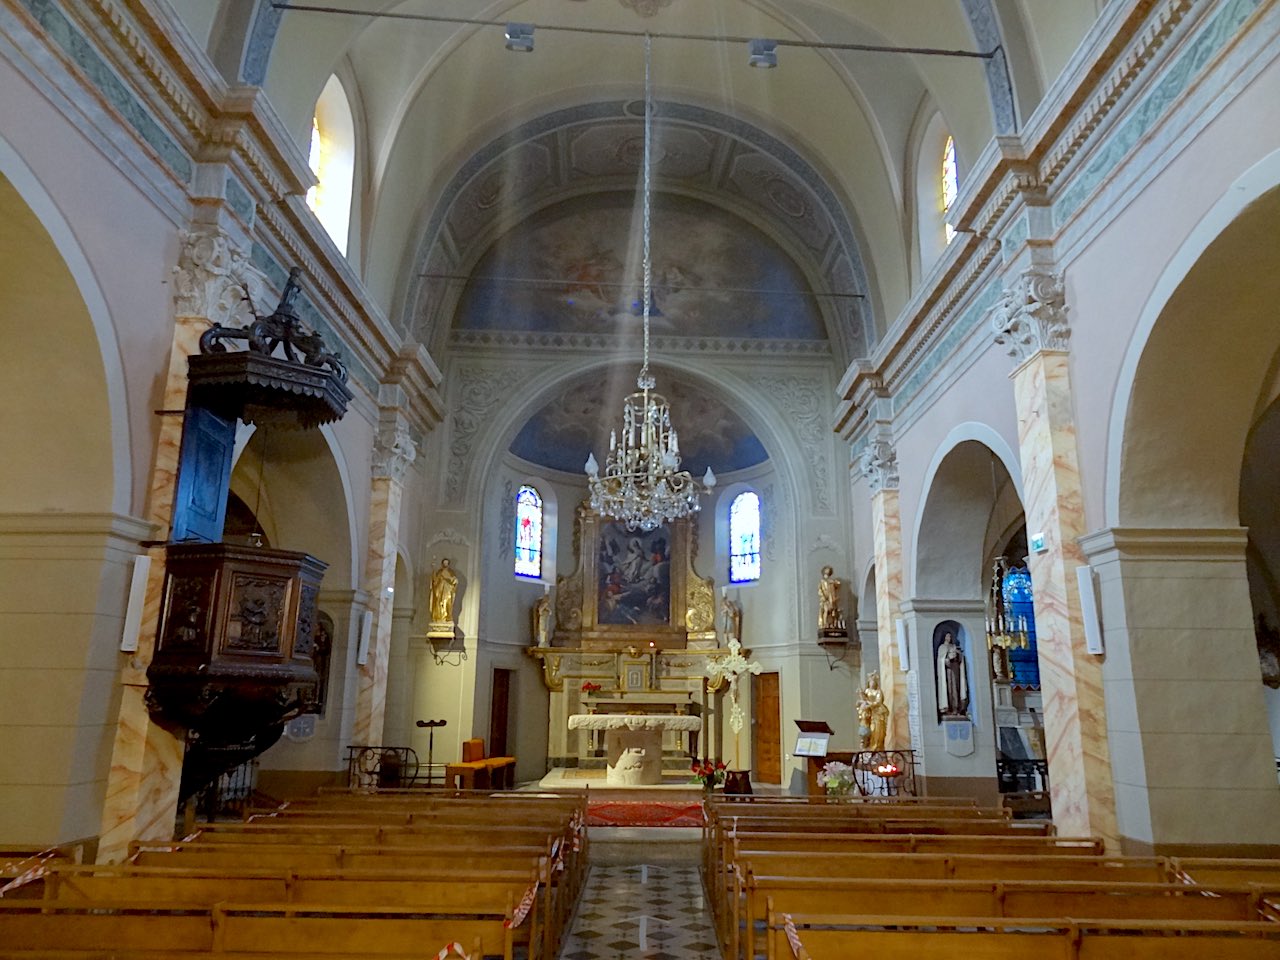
[584, 35, 716, 532]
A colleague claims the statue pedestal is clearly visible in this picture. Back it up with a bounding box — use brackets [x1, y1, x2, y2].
[425, 621, 455, 640]
[568, 713, 701, 786]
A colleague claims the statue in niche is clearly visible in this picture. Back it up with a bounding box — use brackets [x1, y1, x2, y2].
[857, 671, 889, 751]
[720, 589, 741, 645]
[818, 566, 846, 632]
[531, 588, 552, 647]
[935, 630, 970, 718]
[429, 558, 458, 626]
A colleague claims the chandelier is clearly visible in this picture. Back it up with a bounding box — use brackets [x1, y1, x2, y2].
[584, 35, 716, 531]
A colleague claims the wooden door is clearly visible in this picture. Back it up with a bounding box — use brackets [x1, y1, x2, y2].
[489, 668, 512, 757]
[752, 671, 782, 784]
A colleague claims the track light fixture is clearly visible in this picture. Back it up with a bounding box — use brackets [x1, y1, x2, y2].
[748, 39, 778, 68]
[505, 22, 534, 52]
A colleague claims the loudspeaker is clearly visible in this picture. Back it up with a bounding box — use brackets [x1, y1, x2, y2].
[1077, 564, 1104, 655]
[119, 555, 151, 653]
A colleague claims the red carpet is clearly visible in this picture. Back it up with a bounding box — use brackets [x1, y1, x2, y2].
[586, 799, 705, 828]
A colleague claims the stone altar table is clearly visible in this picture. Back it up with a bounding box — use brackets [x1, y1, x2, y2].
[568, 714, 702, 785]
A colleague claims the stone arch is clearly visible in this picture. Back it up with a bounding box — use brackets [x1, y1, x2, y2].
[228, 427, 357, 593]
[0, 137, 130, 515]
[911, 425, 1023, 599]
[1107, 150, 1280, 528]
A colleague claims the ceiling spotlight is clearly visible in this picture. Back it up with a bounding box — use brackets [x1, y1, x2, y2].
[505, 22, 534, 53]
[748, 39, 777, 68]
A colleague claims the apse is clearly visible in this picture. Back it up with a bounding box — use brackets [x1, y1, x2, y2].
[510, 371, 768, 479]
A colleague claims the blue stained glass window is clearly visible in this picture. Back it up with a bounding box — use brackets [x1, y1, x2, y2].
[729, 492, 761, 583]
[514, 485, 543, 578]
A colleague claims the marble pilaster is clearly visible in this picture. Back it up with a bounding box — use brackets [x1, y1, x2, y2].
[992, 268, 1118, 846]
[861, 438, 908, 749]
[351, 419, 415, 747]
[98, 229, 261, 863]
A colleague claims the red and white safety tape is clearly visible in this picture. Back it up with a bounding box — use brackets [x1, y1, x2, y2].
[433, 942, 470, 960]
[504, 880, 539, 929]
[0, 849, 59, 898]
[782, 913, 804, 959]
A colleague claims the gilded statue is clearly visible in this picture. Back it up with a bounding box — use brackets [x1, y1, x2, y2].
[429, 558, 458, 625]
[857, 671, 889, 751]
[531, 590, 552, 647]
[818, 566, 845, 632]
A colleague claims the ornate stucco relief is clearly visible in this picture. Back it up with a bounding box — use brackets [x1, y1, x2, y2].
[755, 376, 833, 515]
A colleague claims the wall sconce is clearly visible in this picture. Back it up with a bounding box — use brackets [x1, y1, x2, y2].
[505, 23, 534, 52]
[748, 39, 778, 68]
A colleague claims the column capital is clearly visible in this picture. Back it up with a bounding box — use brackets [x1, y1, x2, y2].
[372, 417, 417, 483]
[989, 267, 1070, 364]
[172, 227, 267, 325]
[858, 436, 899, 493]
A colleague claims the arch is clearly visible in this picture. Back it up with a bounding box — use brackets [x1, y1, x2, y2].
[0, 136, 131, 515]
[228, 426, 358, 592]
[912, 431, 1023, 600]
[910, 423, 1023, 598]
[914, 110, 959, 275]
[307, 74, 356, 255]
[1106, 150, 1280, 527]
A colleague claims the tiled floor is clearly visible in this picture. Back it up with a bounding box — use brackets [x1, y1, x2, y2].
[560, 864, 723, 960]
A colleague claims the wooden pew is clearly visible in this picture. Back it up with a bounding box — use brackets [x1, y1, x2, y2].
[0, 898, 513, 958]
[42, 863, 545, 960]
[766, 905, 1280, 960]
[738, 874, 1273, 960]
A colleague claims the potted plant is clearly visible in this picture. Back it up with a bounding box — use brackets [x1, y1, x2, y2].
[691, 759, 727, 791]
[817, 760, 856, 797]
[580, 681, 602, 696]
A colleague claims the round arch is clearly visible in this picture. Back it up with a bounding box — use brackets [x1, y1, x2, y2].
[0, 135, 131, 515]
[910, 424, 1023, 599]
[1106, 150, 1280, 527]
[228, 425, 358, 592]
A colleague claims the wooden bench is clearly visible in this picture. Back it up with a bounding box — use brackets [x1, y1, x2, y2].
[737, 874, 1276, 960]
[766, 905, 1280, 960]
[0, 898, 513, 958]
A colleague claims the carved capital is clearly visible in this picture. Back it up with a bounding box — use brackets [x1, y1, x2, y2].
[858, 437, 899, 493]
[172, 228, 265, 325]
[989, 268, 1069, 364]
[372, 420, 417, 483]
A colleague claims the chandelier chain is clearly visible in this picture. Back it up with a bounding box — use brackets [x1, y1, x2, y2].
[641, 32, 652, 379]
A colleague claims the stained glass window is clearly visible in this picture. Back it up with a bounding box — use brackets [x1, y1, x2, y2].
[729, 491, 761, 583]
[514, 485, 543, 578]
[942, 135, 958, 243]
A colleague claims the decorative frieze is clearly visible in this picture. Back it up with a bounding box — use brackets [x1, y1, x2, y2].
[989, 268, 1069, 364]
[858, 437, 899, 493]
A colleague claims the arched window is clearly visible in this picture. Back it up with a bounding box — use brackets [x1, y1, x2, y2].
[729, 491, 761, 583]
[305, 75, 355, 255]
[514, 485, 543, 578]
[941, 135, 959, 243]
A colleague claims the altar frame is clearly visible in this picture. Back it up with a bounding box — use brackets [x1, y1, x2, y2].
[553, 505, 716, 649]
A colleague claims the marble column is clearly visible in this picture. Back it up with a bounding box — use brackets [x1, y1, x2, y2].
[860, 438, 909, 749]
[991, 268, 1118, 846]
[98, 229, 265, 862]
[351, 417, 416, 747]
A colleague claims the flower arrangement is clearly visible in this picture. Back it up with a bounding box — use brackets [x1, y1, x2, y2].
[580, 681, 602, 695]
[691, 759, 727, 789]
[817, 760, 855, 796]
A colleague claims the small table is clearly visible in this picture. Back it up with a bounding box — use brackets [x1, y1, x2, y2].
[568, 713, 702, 785]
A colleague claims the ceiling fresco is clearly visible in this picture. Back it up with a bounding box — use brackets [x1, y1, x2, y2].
[455, 192, 826, 341]
[510, 370, 769, 476]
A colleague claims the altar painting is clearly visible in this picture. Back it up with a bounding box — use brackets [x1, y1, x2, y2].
[596, 523, 671, 626]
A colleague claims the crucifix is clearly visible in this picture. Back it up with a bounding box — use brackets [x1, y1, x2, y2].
[706, 638, 762, 769]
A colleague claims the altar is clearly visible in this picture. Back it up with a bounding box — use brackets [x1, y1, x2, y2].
[568, 714, 702, 785]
